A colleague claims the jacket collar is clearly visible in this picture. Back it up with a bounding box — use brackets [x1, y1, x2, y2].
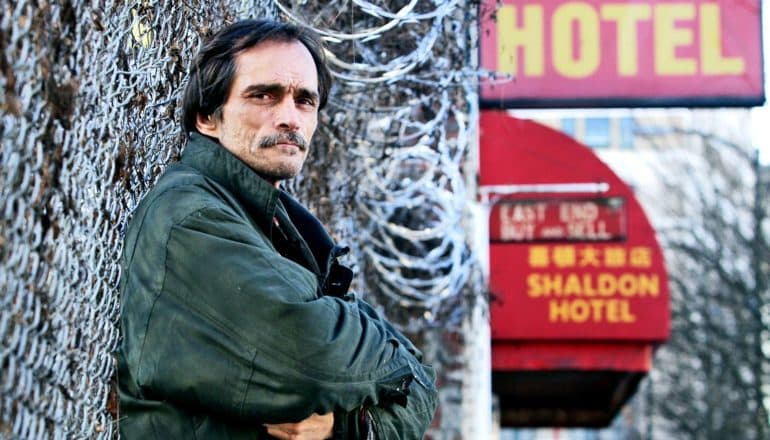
[278, 192, 334, 274]
[181, 133, 346, 285]
[181, 133, 279, 234]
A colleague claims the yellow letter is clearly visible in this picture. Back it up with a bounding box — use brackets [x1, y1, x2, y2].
[601, 4, 651, 76]
[564, 273, 582, 296]
[638, 274, 660, 297]
[542, 274, 563, 296]
[655, 4, 696, 75]
[620, 300, 636, 322]
[553, 2, 601, 78]
[570, 299, 590, 322]
[549, 300, 570, 322]
[497, 5, 545, 76]
[582, 274, 598, 296]
[598, 273, 617, 296]
[527, 273, 542, 297]
[700, 4, 745, 75]
[618, 273, 637, 297]
[590, 299, 605, 322]
[606, 298, 619, 322]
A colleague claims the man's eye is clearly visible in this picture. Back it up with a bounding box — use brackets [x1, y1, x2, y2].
[297, 98, 316, 107]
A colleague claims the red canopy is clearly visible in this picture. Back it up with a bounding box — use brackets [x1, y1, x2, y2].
[481, 111, 670, 426]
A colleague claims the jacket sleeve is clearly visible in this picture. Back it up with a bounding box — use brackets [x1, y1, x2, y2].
[333, 368, 438, 440]
[128, 205, 423, 424]
[355, 298, 424, 361]
[325, 297, 438, 438]
[368, 364, 438, 440]
[354, 299, 439, 438]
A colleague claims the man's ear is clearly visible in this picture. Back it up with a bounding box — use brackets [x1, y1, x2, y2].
[196, 113, 219, 138]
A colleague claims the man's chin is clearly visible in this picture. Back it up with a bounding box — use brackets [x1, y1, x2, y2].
[253, 166, 302, 184]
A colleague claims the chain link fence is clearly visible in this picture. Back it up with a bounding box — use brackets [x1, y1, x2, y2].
[1, 1, 483, 438]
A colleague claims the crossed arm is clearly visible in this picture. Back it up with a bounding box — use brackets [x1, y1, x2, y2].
[124, 205, 436, 437]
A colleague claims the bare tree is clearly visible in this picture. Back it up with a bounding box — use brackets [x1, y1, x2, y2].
[628, 112, 770, 439]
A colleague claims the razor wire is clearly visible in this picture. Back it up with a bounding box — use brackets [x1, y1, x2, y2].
[1, 0, 482, 438]
[279, 0, 482, 329]
[279, 5, 485, 433]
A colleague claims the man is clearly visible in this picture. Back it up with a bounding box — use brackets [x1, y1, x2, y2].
[117, 19, 437, 439]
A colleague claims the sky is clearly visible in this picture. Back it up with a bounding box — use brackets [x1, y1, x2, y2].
[750, 0, 770, 164]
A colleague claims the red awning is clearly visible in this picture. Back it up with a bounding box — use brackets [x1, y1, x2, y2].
[481, 111, 670, 427]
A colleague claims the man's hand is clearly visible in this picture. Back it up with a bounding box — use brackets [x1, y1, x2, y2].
[264, 412, 334, 440]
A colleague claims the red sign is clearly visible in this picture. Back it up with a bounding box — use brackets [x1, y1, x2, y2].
[490, 197, 627, 242]
[479, 0, 765, 107]
[482, 112, 670, 342]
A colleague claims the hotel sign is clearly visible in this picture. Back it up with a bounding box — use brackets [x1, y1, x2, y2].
[479, 0, 765, 107]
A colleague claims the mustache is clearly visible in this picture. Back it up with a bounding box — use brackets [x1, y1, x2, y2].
[258, 132, 307, 150]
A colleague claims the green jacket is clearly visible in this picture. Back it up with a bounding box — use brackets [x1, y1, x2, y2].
[117, 134, 437, 439]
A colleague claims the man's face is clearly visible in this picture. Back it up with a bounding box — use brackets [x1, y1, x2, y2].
[197, 40, 319, 184]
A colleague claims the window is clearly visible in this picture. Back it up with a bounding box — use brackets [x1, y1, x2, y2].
[561, 118, 576, 137]
[620, 117, 635, 149]
[584, 117, 611, 148]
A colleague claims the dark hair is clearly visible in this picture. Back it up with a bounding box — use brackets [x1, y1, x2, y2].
[181, 19, 332, 136]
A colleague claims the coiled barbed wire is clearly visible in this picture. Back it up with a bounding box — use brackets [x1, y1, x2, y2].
[358, 144, 470, 309]
[278, 0, 481, 326]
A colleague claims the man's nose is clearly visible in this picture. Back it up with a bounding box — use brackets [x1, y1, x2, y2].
[274, 96, 300, 131]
